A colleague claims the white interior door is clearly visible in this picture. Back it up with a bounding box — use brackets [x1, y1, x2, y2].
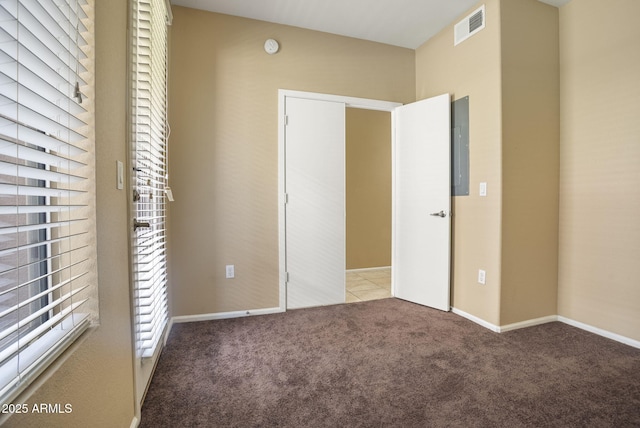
[285, 97, 346, 309]
[394, 94, 451, 311]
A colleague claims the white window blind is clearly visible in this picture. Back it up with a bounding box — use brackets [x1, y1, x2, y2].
[0, 0, 96, 404]
[132, 0, 170, 359]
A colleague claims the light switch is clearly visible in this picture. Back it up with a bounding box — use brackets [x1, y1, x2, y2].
[225, 265, 235, 279]
[479, 182, 487, 197]
[478, 269, 486, 285]
[116, 161, 124, 190]
[165, 186, 174, 202]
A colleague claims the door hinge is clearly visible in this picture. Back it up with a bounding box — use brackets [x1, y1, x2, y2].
[284, 193, 289, 204]
[285, 272, 290, 283]
[285, 115, 289, 126]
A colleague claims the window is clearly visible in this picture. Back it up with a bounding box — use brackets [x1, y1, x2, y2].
[131, 0, 171, 358]
[0, 0, 97, 403]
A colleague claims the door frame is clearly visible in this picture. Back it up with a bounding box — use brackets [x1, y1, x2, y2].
[278, 89, 402, 311]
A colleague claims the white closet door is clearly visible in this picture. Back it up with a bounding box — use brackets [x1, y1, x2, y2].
[285, 97, 346, 309]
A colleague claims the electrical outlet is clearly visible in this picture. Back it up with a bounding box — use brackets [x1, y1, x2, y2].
[478, 269, 486, 285]
[225, 265, 235, 279]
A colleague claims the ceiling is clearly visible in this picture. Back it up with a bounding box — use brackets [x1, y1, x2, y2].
[170, 0, 571, 49]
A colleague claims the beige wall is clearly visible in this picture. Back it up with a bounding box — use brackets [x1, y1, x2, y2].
[416, 0, 503, 325]
[346, 108, 392, 270]
[6, 1, 137, 427]
[500, 0, 559, 324]
[558, 0, 640, 341]
[416, 0, 561, 327]
[168, 7, 415, 315]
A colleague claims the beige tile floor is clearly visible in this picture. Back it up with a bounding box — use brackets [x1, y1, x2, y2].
[346, 268, 392, 303]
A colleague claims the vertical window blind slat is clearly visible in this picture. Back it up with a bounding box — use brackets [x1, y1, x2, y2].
[132, 0, 170, 359]
[0, 0, 97, 405]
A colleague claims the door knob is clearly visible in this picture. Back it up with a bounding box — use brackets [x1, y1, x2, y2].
[429, 210, 447, 218]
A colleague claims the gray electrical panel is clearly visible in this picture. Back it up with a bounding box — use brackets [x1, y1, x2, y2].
[451, 96, 469, 196]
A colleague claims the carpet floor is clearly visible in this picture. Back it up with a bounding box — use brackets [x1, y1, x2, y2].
[140, 298, 640, 427]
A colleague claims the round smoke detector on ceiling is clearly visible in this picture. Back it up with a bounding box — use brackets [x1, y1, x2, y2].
[264, 38, 279, 55]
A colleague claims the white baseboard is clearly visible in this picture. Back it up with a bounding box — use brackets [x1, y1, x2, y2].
[451, 307, 640, 349]
[499, 315, 559, 333]
[171, 307, 284, 325]
[130, 416, 139, 428]
[346, 266, 391, 273]
[558, 316, 640, 349]
[451, 307, 501, 332]
[170, 306, 640, 351]
[164, 317, 173, 346]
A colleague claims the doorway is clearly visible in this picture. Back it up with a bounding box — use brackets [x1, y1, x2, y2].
[346, 108, 393, 303]
[278, 91, 401, 311]
[278, 90, 451, 312]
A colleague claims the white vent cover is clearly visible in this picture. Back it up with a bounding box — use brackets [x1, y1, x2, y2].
[454, 5, 486, 46]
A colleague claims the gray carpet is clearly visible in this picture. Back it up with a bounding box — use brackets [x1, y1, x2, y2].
[140, 298, 640, 427]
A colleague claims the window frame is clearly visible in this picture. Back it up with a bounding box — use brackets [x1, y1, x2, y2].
[0, 0, 97, 406]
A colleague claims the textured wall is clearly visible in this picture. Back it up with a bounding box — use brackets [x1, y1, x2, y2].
[558, 0, 640, 341]
[415, 0, 503, 325]
[168, 7, 415, 315]
[417, 0, 561, 327]
[500, 0, 559, 325]
[346, 108, 392, 270]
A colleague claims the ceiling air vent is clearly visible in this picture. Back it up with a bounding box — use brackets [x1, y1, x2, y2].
[454, 5, 485, 46]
